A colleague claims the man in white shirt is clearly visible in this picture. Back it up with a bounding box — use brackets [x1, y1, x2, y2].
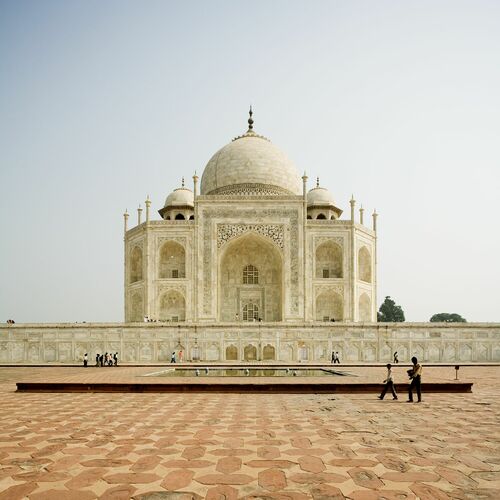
[408, 356, 422, 403]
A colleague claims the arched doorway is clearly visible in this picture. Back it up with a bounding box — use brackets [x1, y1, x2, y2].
[226, 345, 238, 361]
[244, 344, 257, 361]
[219, 233, 282, 322]
[263, 344, 276, 360]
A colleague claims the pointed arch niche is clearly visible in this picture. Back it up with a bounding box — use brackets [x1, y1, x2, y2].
[159, 241, 186, 279]
[130, 246, 143, 283]
[358, 246, 372, 283]
[315, 241, 343, 278]
[315, 290, 343, 321]
[219, 233, 283, 322]
[158, 290, 186, 321]
[359, 293, 371, 322]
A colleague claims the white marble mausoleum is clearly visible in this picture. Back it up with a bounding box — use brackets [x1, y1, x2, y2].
[125, 110, 378, 325]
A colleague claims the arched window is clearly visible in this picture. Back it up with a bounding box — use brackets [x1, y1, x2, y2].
[243, 264, 258, 284]
[307, 215, 312, 219]
[189, 215, 194, 220]
[243, 303, 259, 321]
[175, 213, 185, 220]
[358, 246, 372, 283]
[317, 213, 326, 219]
[130, 246, 143, 283]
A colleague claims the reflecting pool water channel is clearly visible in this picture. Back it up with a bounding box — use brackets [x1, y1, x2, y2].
[145, 368, 352, 377]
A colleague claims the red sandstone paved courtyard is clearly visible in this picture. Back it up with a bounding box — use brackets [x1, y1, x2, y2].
[0, 366, 499, 499]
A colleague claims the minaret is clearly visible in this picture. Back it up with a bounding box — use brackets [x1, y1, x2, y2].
[193, 171, 199, 198]
[372, 209, 378, 232]
[302, 172, 308, 199]
[137, 205, 142, 225]
[123, 210, 129, 233]
[350, 195, 356, 222]
[145, 196, 151, 223]
[359, 205, 364, 225]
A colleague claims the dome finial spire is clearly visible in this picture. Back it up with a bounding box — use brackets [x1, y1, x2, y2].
[247, 105, 254, 131]
[181, 176, 185, 187]
[316, 177, 320, 188]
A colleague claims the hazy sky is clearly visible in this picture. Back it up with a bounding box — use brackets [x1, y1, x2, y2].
[1, 0, 499, 323]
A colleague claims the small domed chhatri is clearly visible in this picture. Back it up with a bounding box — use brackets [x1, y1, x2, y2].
[125, 109, 378, 338]
[200, 108, 302, 196]
[158, 177, 194, 220]
[307, 178, 343, 220]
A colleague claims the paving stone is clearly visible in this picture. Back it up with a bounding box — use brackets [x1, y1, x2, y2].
[257, 446, 281, 459]
[245, 459, 296, 469]
[375, 454, 410, 472]
[0, 482, 38, 500]
[470, 471, 500, 481]
[310, 484, 346, 499]
[381, 471, 441, 482]
[65, 467, 107, 488]
[298, 455, 325, 473]
[163, 459, 213, 468]
[216, 456, 242, 473]
[195, 473, 254, 485]
[161, 469, 195, 490]
[434, 466, 479, 488]
[348, 468, 384, 489]
[408, 483, 452, 500]
[258, 468, 287, 491]
[100, 484, 138, 499]
[289, 472, 348, 484]
[328, 458, 378, 467]
[131, 455, 162, 472]
[104, 472, 161, 484]
[133, 493, 202, 500]
[205, 485, 239, 500]
[29, 490, 97, 500]
[290, 437, 311, 449]
[181, 446, 206, 460]
[349, 491, 416, 500]
[450, 488, 500, 500]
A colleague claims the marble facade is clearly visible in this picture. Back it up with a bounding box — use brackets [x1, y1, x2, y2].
[1, 323, 499, 364]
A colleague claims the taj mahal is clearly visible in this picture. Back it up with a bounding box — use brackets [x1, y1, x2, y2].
[1, 111, 499, 364]
[124, 109, 377, 326]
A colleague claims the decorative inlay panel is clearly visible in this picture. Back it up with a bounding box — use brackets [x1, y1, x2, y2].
[217, 224, 284, 249]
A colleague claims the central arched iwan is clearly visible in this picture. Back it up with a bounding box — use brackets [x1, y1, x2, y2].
[219, 233, 282, 322]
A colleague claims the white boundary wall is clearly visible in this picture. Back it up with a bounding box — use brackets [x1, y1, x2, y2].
[0, 322, 499, 364]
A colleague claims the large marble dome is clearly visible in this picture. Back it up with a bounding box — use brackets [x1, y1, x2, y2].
[200, 112, 302, 196]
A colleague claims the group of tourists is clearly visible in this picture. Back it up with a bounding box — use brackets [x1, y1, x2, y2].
[331, 351, 341, 364]
[81, 352, 118, 367]
[6, 319, 15, 324]
[170, 350, 183, 363]
[378, 356, 422, 403]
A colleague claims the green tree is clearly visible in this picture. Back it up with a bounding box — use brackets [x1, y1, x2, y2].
[377, 296, 405, 322]
[430, 313, 467, 323]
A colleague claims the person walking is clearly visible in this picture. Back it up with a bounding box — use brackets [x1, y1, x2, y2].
[95, 353, 100, 367]
[113, 352, 118, 366]
[378, 363, 397, 400]
[331, 351, 335, 364]
[393, 351, 399, 364]
[407, 356, 422, 403]
[170, 352, 176, 363]
[334, 352, 340, 364]
[83, 353, 88, 368]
